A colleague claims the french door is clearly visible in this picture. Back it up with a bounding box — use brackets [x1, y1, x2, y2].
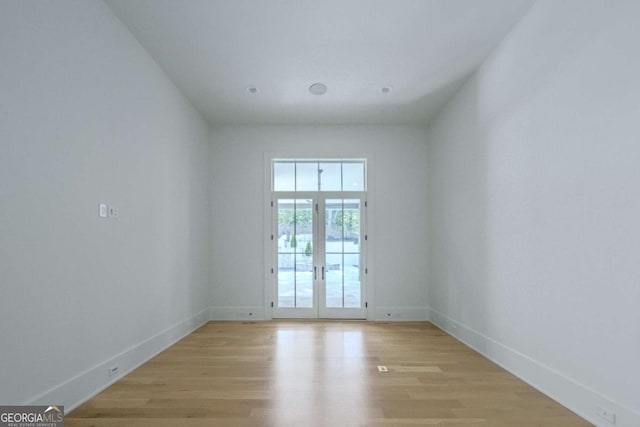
[272, 193, 366, 319]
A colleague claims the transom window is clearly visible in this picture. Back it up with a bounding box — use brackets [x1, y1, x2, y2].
[273, 160, 366, 192]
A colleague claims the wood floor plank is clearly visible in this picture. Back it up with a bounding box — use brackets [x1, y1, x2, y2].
[66, 321, 592, 426]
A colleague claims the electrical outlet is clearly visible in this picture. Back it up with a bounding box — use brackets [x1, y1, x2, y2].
[108, 206, 119, 218]
[99, 203, 108, 218]
[596, 406, 616, 424]
[108, 365, 119, 377]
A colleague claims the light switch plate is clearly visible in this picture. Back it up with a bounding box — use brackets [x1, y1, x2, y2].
[99, 203, 108, 218]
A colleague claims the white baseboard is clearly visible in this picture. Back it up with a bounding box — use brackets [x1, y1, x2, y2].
[209, 306, 427, 322]
[209, 306, 265, 321]
[427, 307, 640, 427]
[374, 306, 428, 321]
[25, 307, 210, 412]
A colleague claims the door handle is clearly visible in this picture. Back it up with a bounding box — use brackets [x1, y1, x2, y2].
[322, 266, 325, 280]
[314, 266, 317, 280]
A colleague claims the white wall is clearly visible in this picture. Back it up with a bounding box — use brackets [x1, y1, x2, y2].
[210, 126, 429, 320]
[427, 1, 640, 426]
[0, 1, 211, 409]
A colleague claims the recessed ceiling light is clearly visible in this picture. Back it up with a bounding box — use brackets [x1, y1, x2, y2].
[309, 83, 328, 95]
[381, 86, 392, 94]
[246, 86, 258, 94]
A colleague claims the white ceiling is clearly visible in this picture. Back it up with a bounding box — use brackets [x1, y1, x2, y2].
[106, 0, 535, 125]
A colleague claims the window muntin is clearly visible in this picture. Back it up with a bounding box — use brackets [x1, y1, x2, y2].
[272, 160, 365, 192]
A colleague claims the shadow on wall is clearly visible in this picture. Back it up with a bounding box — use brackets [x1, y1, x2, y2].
[428, 77, 491, 336]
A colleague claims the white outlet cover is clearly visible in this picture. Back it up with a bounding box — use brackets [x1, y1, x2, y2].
[108, 365, 119, 377]
[99, 203, 108, 218]
[596, 406, 616, 424]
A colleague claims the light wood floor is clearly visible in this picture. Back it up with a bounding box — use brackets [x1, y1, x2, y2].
[67, 321, 591, 426]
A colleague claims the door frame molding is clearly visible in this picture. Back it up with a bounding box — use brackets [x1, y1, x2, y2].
[263, 153, 375, 320]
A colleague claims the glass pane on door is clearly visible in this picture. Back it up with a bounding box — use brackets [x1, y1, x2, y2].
[277, 199, 314, 308]
[325, 199, 361, 308]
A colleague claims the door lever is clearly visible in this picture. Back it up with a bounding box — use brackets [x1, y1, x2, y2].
[322, 266, 325, 280]
[314, 266, 317, 280]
